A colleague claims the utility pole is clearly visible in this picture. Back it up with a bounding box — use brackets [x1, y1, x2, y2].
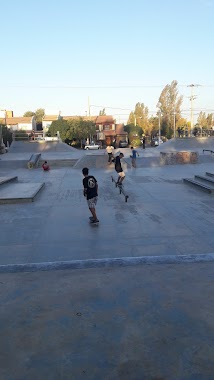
[88, 96, 91, 117]
[158, 111, 161, 144]
[173, 107, 176, 139]
[187, 84, 200, 136]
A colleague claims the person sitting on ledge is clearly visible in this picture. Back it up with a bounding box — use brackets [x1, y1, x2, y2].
[42, 161, 50, 171]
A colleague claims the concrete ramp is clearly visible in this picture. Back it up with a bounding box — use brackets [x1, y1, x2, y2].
[74, 154, 131, 169]
[156, 137, 214, 153]
[8, 141, 77, 154]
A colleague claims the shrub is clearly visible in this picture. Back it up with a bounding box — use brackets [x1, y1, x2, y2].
[130, 138, 141, 147]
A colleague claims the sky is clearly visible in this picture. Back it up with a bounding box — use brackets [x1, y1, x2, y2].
[1, 0, 214, 123]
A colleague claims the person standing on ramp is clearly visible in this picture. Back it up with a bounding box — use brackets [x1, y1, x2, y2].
[82, 167, 99, 224]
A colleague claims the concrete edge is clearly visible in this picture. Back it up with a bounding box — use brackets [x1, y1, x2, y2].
[0, 182, 45, 204]
[1, 253, 214, 274]
[0, 176, 18, 186]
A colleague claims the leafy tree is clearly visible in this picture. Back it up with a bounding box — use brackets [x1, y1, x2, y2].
[197, 111, 207, 129]
[157, 80, 183, 137]
[206, 113, 214, 128]
[23, 111, 35, 117]
[127, 103, 149, 134]
[148, 116, 159, 137]
[124, 124, 142, 143]
[35, 108, 45, 123]
[48, 119, 70, 141]
[99, 108, 106, 116]
[48, 118, 96, 148]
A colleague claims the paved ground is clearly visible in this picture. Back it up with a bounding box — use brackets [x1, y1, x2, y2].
[1, 264, 214, 380]
[1, 140, 214, 379]
[0, 161, 214, 264]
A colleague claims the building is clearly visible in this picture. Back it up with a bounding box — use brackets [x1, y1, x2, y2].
[42, 114, 61, 130]
[0, 116, 36, 131]
[62, 115, 128, 146]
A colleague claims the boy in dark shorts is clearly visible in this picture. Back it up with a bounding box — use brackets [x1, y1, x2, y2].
[114, 152, 125, 185]
[82, 167, 99, 224]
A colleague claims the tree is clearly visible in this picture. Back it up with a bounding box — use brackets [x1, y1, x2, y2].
[124, 124, 142, 143]
[148, 116, 159, 137]
[157, 80, 183, 137]
[23, 111, 35, 117]
[48, 118, 96, 147]
[176, 118, 189, 137]
[23, 108, 45, 130]
[127, 102, 149, 134]
[48, 119, 70, 141]
[99, 108, 106, 116]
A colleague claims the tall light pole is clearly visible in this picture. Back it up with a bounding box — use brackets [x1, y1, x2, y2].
[173, 107, 176, 139]
[158, 111, 161, 144]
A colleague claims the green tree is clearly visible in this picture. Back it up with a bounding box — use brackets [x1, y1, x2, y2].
[124, 124, 142, 143]
[99, 108, 106, 116]
[157, 80, 183, 137]
[206, 113, 214, 129]
[48, 119, 70, 141]
[35, 108, 45, 123]
[23, 111, 35, 117]
[197, 111, 207, 129]
[127, 103, 149, 134]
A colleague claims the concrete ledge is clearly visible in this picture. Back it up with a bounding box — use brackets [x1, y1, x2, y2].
[0, 182, 45, 204]
[1, 253, 214, 273]
[0, 176, 18, 185]
[160, 151, 198, 165]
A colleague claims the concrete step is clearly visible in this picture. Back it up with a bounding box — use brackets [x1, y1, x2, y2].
[0, 182, 45, 204]
[195, 175, 214, 184]
[206, 172, 214, 177]
[183, 178, 214, 194]
[0, 176, 18, 186]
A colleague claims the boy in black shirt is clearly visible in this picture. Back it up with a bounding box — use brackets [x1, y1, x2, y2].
[114, 152, 125, 185]
[82, 167, 99, 224]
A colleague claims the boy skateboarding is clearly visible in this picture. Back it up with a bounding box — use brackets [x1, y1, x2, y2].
[114, 152, 125, 186]
[82, 167, 99, 224]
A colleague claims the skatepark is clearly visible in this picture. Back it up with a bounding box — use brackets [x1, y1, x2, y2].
[1, 138, 214, 379]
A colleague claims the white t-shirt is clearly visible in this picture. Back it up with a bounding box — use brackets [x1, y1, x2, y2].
[106, 146, 114, 154]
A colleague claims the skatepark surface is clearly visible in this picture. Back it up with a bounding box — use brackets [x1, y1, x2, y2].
[1, 139, 214, 379]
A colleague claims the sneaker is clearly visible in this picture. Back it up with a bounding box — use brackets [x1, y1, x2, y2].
[90, 219, 99, 224]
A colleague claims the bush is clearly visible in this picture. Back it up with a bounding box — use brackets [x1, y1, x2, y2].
[130, 138, 141, 147]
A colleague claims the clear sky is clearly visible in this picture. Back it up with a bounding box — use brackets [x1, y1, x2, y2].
[1, 0, 214, 123]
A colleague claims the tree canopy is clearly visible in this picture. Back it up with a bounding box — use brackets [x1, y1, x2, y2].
[127, 102, 149, 133]
[48, 117, 96, 145]
[23, 111, 35, 117]
[99, 108, 106, 116]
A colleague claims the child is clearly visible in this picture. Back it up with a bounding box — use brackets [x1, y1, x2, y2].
[106, 145, 114, 164]
[130, 147, 139, 168]
[82, 167, 99, 224]
[42, 161, 50, 171]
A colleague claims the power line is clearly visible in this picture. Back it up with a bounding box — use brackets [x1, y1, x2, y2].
[1, 84, 214, 89]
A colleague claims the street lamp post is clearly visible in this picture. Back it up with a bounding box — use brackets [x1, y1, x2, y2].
[173, 107, 176, 139]
[158, 111, 161, 145]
